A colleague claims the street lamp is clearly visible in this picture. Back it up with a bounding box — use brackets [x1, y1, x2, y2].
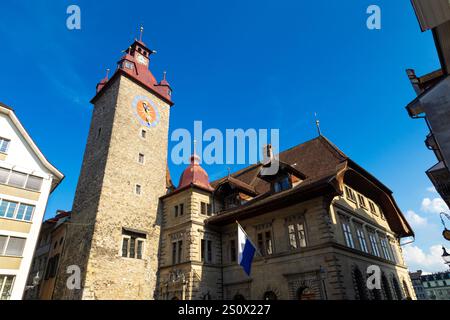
[440, 212, 450, 241]
[442, 247, 450, 268]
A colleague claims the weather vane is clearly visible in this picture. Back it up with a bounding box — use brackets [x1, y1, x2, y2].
[315, 112, 322, 136]
[139, 26, 144, 42]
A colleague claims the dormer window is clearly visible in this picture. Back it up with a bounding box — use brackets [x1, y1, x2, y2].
[224, 194, 240, 209]
[273, 175, 291, 193]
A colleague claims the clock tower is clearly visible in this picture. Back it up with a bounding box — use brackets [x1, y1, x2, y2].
[53, 37, 173, 300]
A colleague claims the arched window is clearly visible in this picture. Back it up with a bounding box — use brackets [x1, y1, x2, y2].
[233, 294, 245, 301]
[403, 280, 411, 300]
[381, 274, 393, 300]
[392, 277, 403, 300]
[296, 287, 308, 300]
[353, 267, 369, 300]
[263, 291, 278, 300]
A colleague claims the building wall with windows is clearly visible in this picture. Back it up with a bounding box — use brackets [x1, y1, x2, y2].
[159, 187, 222, 300]
[157, 156, 416, 300]
[421, 271, 450, 300]
[0, 104, 63, 300]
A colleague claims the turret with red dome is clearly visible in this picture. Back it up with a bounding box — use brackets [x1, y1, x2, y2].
[177, 154, 213, 191]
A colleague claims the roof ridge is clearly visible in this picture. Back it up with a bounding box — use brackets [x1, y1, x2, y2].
[317, 135, 348, 160]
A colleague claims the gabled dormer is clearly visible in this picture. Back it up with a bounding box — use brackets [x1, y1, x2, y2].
[214, 176, 258, 211]
[258, 145, 306, 194]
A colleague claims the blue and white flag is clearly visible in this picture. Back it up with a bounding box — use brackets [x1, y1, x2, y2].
[237, 222, 256, 276]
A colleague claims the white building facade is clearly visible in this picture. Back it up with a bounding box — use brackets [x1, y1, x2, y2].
[0, 103, 63, 300]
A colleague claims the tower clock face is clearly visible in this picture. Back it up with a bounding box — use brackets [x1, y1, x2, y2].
[132, 96, 160, 128]
[136, 54, 148, 66]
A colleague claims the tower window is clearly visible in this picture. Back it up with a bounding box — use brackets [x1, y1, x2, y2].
[121, 229, 146, 259]
[179, 203, 184, 216]
[138, 153, 145, 164]
[135, 184, 142, 195]
[141, 129, 147, 139]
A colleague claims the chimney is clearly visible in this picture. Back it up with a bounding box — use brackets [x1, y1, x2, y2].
[263, 144, 273, 165]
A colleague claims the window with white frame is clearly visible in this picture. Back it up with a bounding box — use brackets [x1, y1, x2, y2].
[121, 229, 146, 259]
[379, 235, 392, 261]
[257, 230, 273, 256]
[287, 222, 307, 249]
[0, 235, 26, 257]
[344, 186, 357, 202]
[0, 200, 35, 222]
[0, 275, 15, 300]
[0, 138, 10, 154]
[340, 216, 355, 249]
[0, 167, 43, 192]
[368, 230, 381, 257]
[355, 223, 369, 253]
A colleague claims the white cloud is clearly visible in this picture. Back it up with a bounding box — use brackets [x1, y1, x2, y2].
[427, 186, 438, 193]
[405, 210, 427, 227]
[403, 244, 448, 273]
[421, 197, 449, 214]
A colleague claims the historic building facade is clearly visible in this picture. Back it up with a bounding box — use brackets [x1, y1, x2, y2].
[158, 137, 416, 300]
[49, 36, 415, 300]
[0, 103, 63, 300]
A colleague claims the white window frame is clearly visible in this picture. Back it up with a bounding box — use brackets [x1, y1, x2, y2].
[121, 235, 145, 259]
[379, 235, 392, 261]
[0, 235, 26, 257]
[0, 199, 35, 222]
[341, 219, 355, 249]
[368, 231, 381, 257]
[0, 167, 44, 192]
[287, 222, 307, 250]
[0, 275, 15, 300]
[355, 224, 369, 253]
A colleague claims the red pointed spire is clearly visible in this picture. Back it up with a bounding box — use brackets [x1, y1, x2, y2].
[92, 29, 174, 106]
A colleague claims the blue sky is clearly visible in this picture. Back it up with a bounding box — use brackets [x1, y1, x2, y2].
[0, 0, 448, 272]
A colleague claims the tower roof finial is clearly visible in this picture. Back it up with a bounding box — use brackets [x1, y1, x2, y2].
[139, 25, 144, 42]
[315, 112, 322, 136]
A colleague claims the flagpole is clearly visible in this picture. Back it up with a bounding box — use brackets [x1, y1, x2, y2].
[236, 220, 264, 258]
